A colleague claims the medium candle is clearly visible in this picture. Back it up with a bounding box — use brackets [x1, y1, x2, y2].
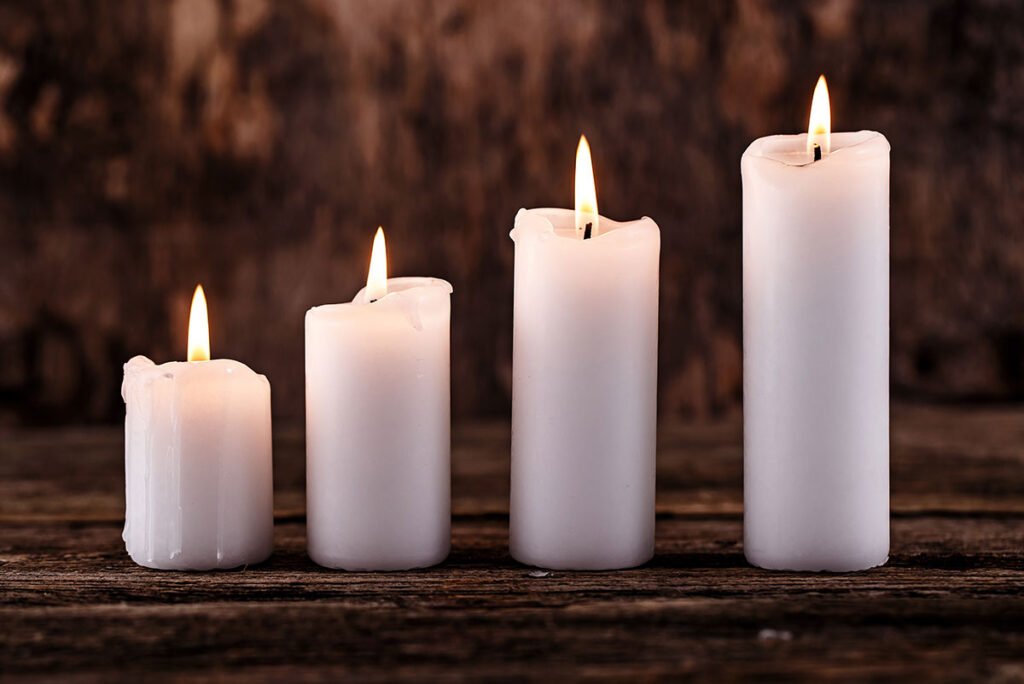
[305, 228, 453, 571]
[742, 76, 890, 572]
[122, 285, 274, 571]
[509, 137, 660, 570]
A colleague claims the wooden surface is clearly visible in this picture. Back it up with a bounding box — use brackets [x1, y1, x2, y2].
[2, 404, 1023, 681]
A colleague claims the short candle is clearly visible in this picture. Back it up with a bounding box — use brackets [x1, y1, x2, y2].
[742, 76, 890, 572]
[509, 136, 660, 571]
[122, 285, 274, 571]
[305, 228, 453, 571]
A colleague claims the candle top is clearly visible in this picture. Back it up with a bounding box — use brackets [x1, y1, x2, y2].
[349, 276, 452, 305]
[743, 131, 889, 168]
[511, 208, 658, 248]
[306, 277, 453, 330]
[121, 355, 268, 400]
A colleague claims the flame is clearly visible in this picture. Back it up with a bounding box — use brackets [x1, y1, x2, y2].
[187, 284, 210, 362]
[574, 134, 599, 238]
[366, 226, 388, 301]
[807, 75, 831, 158]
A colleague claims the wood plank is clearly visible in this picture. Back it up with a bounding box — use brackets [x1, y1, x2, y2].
[2, 518, 1023, 607]
[2, 597, 1022, 681]
[2, 405, 1023, 521]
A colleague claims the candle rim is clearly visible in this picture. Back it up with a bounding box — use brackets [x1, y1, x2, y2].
[121, 355, 268, 400]
[306, 276, 453, 318]
[743, 130, 889, 167]
[351, 276, 453, 305]
[511, 207, 658, 245]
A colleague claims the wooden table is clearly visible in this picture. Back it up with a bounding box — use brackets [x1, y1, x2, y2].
[2, 405, 1023, 681]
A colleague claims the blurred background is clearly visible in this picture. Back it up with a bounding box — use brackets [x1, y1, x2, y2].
[0, 0, 1020, 427]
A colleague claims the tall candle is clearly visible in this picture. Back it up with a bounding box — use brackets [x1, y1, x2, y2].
[305, 228, 453, 571]
[122, 285, 274, 570]
[509, 136, 660, 570]
[742, 76, 890, 572]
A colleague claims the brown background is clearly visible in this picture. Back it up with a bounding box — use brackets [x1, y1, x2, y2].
[0, 0, 1020, 427]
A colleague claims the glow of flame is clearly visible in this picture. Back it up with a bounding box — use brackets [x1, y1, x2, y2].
[366, 226, 388, 301]
[187, 284, 210, 362]
[807, 74, 831, 158]
[574, 134, 599, 238]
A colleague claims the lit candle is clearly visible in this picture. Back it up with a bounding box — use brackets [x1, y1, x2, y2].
[305, 228, 453, 571]
[122, 285, 274, 570]
[509, 136, 660, 570]
[742, 76, 890, 572]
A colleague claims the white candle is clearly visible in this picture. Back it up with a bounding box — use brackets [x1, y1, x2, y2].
[305, 228, 453, 571]
[742, 76, 890, 572]
[509, 137, 660, 570]
[121, 286, 274, 570]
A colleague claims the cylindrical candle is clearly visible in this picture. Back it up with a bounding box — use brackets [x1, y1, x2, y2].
[305, 276, 453, 571]
[742, 129, 890, 572]
[121, 355, 274, 570]
[509, 208, 660, 570]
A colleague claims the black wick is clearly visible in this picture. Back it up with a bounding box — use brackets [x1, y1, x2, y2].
[583, 221, 593, 240]
[812, 143, 822, 162]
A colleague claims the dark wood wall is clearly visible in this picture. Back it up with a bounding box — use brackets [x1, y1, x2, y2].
[0, 0, 1021, 425]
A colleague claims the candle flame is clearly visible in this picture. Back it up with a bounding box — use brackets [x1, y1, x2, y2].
[366, 226, 388, 301]
[574, 134, 599, 238]
[187, 284, 210, 362]
[807, 75, 831, 159]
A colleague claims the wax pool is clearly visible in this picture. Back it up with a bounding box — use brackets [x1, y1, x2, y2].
[305, 277, 453, 571]
[742, 131, 890, 572]
[509, 208, 660, 570]
[122, 356, 274, 571]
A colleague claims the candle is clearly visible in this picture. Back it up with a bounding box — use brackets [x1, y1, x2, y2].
[742, 76, 890, 572]
[305, 228, 453, 571]
[121, 285, 274, 570]
[509, 136, 660, 570]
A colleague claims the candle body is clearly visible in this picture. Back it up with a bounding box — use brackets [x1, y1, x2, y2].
[510, 208, 659, 570]
[121, 356, 274, 570]
[742, 131, 890, 572]
[305, 277, 452, 571]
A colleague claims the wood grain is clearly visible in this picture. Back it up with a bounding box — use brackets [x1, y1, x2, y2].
[2, 405, 1023, 681]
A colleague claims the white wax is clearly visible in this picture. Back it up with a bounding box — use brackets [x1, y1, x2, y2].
[509, 208, 660, 570]
[742, 131, 890, 572]
[305, 277, 453, 571]
[121, 356, 274, 571]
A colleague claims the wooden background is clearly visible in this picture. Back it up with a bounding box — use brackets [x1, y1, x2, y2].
[0, 0, 1022, 427]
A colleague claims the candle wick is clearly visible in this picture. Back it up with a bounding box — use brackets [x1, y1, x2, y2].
[813, 143, 822, 162]
[583, 221, 593, 240]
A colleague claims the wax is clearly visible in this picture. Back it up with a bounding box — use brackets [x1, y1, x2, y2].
[509, 208, 660, 570]
[305, 277, 453, 571]
[121, 356, 274, 570]
[742, 131, 890, 572]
